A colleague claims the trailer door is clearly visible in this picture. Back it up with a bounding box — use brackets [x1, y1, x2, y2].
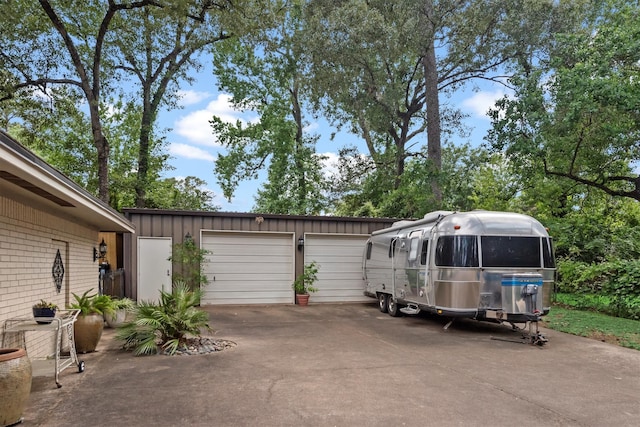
[406, 232, 422, 300]
[391, 236, 408, 300]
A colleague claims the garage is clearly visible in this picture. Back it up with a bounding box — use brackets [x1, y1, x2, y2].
[123, 209, 397, 302]
[304, 234, 370, 303]
[201, 231, 295, 305]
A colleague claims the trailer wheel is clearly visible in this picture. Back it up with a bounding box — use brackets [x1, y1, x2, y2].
[387, 297, 402, 317]
[378, 293, 388, 313]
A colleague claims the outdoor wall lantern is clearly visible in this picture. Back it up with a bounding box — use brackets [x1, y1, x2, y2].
[185, 232, 193, 243]
[297, 236, 304, 250]
[93, 239, 107, 262]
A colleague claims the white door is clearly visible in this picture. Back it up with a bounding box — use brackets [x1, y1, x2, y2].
[138, 237, 172, 303]
[201, 231, 294, 305]
[304, 234, 370, 303]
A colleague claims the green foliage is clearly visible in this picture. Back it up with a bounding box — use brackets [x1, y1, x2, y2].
[116, 283, 210, 356]
[0, 0, 267, 206]
[554, 292, 614, 312]
[211, 9, 329, 215]
[556, 259, 640, 320]
[292, 262, 319, 295]
[169, 235, 212, 291]
[112, 297, 136, 311]
[489, 0, 640, 202]
[33, 300, 58, 310]
[70, 290, 115, 317]
[146, 176, 220, 212]
[543, 306, 640, 350]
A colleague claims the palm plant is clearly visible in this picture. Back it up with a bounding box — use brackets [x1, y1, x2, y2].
[70, 289, 115, 317]
[116, 282, 210, 355]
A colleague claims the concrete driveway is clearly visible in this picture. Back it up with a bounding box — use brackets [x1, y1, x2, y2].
[22, 303, 640, 426]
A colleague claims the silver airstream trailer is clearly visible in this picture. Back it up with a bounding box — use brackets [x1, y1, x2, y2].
[363, 210, 556, 344]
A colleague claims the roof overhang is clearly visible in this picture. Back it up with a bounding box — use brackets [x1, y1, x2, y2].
[0, 130, 135, 233]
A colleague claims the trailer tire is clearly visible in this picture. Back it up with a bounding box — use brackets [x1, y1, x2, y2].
[387, 297, 402, 317]
[378, 293, 388, 313]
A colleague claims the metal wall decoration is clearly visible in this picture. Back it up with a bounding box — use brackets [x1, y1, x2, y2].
[52, 249, 65, 293]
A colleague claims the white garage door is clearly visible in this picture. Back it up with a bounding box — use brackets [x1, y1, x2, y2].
[304, 234, 370, 303]
[201, 231, 294, 305]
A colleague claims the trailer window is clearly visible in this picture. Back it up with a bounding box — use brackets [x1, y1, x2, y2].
[388, 239, 396, 258]
[435, 236, 478, 267]
[542, 237, 556, 268]
[366, 242, 372, 260]
[481, 236, 541, 268]
[408, 238, 420, 261]
[420, 241, 429, 265]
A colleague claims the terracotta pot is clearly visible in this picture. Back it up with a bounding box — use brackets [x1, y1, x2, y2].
[0, 348, 32, 427]
[296, 294, 310, 306]
[74, 313, 104, 353]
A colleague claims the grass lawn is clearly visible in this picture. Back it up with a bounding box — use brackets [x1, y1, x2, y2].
[541, 305, 640, 351]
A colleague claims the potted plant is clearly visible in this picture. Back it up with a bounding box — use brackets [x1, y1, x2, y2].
[292, 261, 319, 306]
[0, 348, 32, 426]
[105, 297, 136, 328]
[70, 290, 114, 353]
[32, 300, 58, 324]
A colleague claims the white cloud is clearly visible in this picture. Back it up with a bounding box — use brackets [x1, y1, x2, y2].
[319, 151, 340, 179]
[462, 90, 507, 120]
[174, 93, 252, 146]
[177, 89, 211, 106]
[168, 143, 216, 162]
[304, 121, 319, 133]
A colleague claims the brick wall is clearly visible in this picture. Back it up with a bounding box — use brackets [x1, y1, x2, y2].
[1, 195, 100, 359]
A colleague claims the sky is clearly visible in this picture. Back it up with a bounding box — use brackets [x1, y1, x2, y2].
[158, 65, 508, 213]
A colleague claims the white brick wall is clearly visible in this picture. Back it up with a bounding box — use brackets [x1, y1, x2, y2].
[1, 195, 100, 359]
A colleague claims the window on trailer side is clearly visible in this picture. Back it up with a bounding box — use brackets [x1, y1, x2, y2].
[435, 236, 478, 267]
[420, 241, 429, 265]
[542, 237, 556, 268]
[408, 238, 420, 261]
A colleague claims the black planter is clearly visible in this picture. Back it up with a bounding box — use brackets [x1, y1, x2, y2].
[32, 307, 57, 324]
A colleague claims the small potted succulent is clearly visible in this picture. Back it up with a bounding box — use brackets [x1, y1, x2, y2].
[32, 300, 58, 324]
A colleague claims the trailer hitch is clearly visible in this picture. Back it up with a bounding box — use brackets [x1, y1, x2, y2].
[491, 320, 548, 346]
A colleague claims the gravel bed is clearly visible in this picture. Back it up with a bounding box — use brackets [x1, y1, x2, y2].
[162, 337, 237, 356]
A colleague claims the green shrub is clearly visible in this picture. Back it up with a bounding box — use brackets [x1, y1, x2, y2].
[292, 261, 319, 295]
[116, 282, 210, 355]
[554, 293, 613, 312]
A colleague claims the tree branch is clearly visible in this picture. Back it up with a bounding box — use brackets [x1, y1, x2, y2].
[543, 159, 640, 201]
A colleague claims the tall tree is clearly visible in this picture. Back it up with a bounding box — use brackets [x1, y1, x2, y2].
[111, 2, 237, 207]
[0, 0, 266, 206]
[489, 0, 640, 202]
[211, 1, 328, 215]
[0, 0, 160, 203]
[304, 0, 589, 210]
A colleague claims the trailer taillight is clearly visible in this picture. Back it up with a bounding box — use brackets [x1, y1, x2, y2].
[454, 225, 461, 230]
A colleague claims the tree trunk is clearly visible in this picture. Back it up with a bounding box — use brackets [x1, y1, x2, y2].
[422, 0, 442, 206]
[292, 80, 307, 213]
[136, 106, 153, 208]
[89, 103, 110, 204]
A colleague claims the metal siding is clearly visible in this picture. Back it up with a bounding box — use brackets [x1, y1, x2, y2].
[123, 209, 398, 302]
[304, 234, 370, 303]
[201, 231, 294, 305]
